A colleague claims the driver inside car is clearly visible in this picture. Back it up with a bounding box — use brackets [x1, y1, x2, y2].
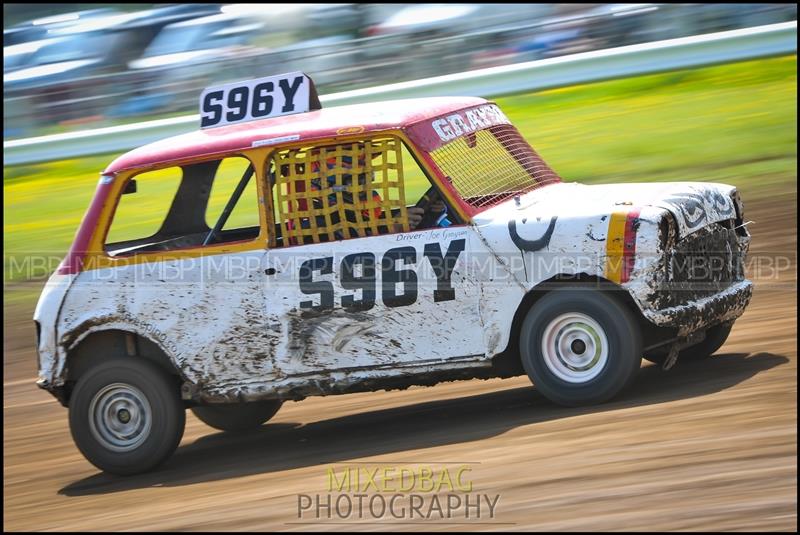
[410, 187, 451, 230]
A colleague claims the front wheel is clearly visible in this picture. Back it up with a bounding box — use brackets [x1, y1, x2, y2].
[191, 400, 282, 432]
[68, 358, 185, 475]
[520, 288, 642, 407]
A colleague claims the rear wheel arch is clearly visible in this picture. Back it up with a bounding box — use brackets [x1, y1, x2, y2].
[64, 329, 185, 404]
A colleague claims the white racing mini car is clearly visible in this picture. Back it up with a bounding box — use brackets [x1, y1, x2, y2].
[34, 72, 752, 474]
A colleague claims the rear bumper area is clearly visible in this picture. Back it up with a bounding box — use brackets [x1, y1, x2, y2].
[641, 279, 753, 333]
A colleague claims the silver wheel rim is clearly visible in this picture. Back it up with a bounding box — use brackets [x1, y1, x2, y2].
[541, 312, 608, 383]
[89, 383, 152, 452]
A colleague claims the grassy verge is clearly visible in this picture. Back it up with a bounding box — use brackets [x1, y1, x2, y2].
[503, 56, 796, 191]
[4, 56, 797, 286]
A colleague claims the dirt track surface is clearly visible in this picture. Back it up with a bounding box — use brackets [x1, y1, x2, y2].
[4, 194, 797, 531]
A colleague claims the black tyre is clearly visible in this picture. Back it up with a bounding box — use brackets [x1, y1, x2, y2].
[68, 357, 185, 476]
[645, 321, 734, 365]
[520, 288, 642, 407]
[191, 400, 282, 432]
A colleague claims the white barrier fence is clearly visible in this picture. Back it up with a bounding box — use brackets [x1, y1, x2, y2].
[4, 21, 796, 166]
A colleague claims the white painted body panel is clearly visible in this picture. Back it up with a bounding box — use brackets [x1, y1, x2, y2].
[35, 180, 751, 402]
[264, 226, 486, 374]
[33, 273, 76, 384]
[473, 181, 738, 238]
[48, 251, 268, 394]
[470, 181, 748, 349]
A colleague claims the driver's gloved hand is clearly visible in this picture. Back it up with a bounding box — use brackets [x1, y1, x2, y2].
[407, 207, 425, 230]
[406, 204, 450, 231]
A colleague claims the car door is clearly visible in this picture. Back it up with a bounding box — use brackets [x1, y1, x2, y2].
[264, 225, 486, 376]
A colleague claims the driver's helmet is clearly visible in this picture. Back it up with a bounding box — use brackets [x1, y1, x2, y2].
[309, 145, 382, 219]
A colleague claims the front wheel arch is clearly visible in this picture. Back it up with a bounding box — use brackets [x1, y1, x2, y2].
[493, 275, 646, 376]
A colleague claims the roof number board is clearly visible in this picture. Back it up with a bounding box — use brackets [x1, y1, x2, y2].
[200, 72, 321, 129]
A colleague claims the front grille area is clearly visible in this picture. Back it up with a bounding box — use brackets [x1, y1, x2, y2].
[654, 221, 748, 309]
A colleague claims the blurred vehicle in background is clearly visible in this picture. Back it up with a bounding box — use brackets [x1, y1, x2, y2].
[5, 31, 129, 91]
[6, 4, 222, 85]
[3, 3, 796, 138]
[360, 4, 556, 79]
[5, 36, 62, 73]
[364, 3, 482, 36]
[117, 4, 368, 117]
[363, 3, 554, 37]
[580, 4, 663, 48]
[3, 5, 222, 132]
[415, 3, 798, 74]
[3, 8, 120, 47]
[4, 8, 125, 74]
[117, 12, 268, 117]
[130, 11, 259, 71]
[305, 3, 367, 38]
[262, 35, 362, 92]
[688, 3, 797, 33]
[467, 4, 664, 70]
[5, 21, 49, 47]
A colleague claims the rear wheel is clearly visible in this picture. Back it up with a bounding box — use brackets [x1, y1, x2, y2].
[520, 288, 642, 406]
[191, 400, 282, 432]
[68, 358, 185, 475]
[645, 321, 734, 365]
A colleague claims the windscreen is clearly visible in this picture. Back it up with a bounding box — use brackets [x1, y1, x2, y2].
[409, 104, 561, 210]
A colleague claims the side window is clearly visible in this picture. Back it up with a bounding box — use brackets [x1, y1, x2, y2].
[105, 167, 181, 248]
[268, 137, 411, 246]
[206, 157, 260, 231]
[400, 141, 443, 210]
[105, 156, 260, 256]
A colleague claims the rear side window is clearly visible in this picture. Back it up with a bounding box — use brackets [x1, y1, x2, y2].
[105, 156, 260, 256]
[105, 168, 181, 246]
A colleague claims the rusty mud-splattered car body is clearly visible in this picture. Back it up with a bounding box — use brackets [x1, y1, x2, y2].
[34, 73, 753, 474]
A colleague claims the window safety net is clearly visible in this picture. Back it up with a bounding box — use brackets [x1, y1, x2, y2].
[271, 137, 410, 244]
